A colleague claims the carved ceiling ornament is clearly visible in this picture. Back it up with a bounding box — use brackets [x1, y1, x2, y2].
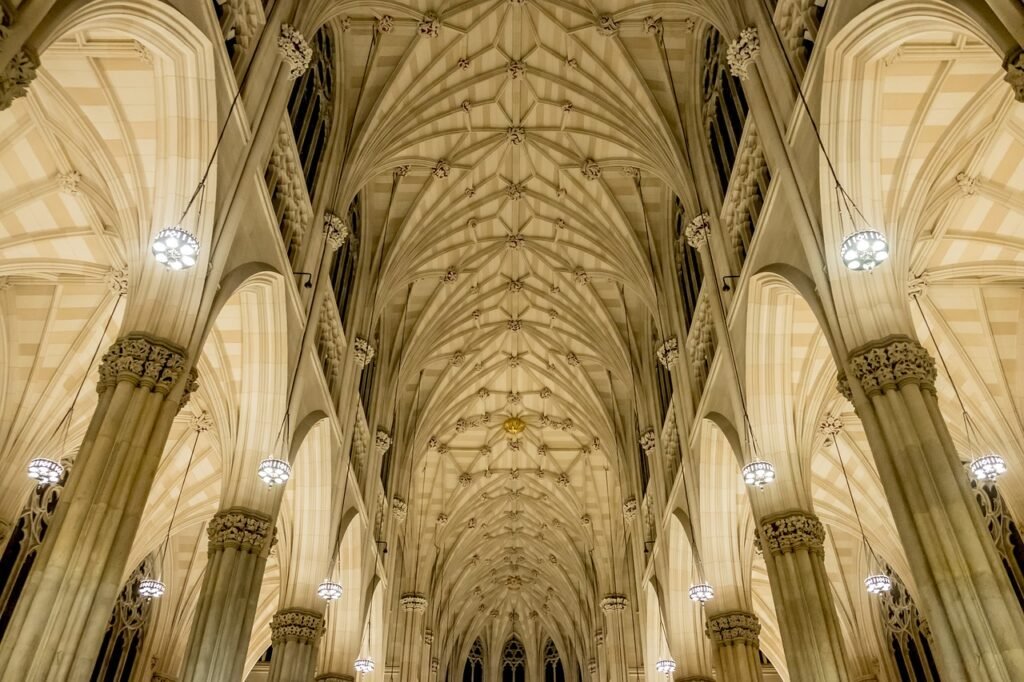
[506, 126, 526, 145]
[58, 170, 82, 196]
[955, 171, 978, 196]
[596, 15, 620, 36]
[278, 24, 313, 80]
[376, 16, 394, 33]
[706, 611, 761, 646]
[580, 158, 601, 180]
[818, 415, 842, 444]
[418, 13, 441, 37]
[458, 57, 471, 70]
[105, 267, 129, 296]
[726, 27, 760, 81]
[507, 60, 526, 79]
[758, 510, 826, 556]
[432, 159, 451, 178]
[643, 16, 663, 38]
[849, 336, 937, 397]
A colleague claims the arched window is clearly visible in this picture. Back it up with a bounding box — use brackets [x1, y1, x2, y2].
[877, 565, 941, 682]
[463, 638, 484, 682]
[89, 557, 156, 682]
[329, 194, 360, 328]
[673, 196, 704, 330]
[0, 460, 70, 639]
[544, 639, 565, 682]
[501, 637, 525, 682]
[287, 25, 334, 200]
[971, 479, 1024, 609]
[700, 27, 749, 195]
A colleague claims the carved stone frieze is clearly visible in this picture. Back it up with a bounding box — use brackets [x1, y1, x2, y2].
[848, 336, 936, 396]
[705, 611, 760, 646]
[270, 608, 324, 644]
[207, 508, 275, 556]
[98, 334, 189, 396]
[758, 510, 825, 555]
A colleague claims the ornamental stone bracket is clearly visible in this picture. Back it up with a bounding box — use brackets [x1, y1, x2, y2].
[848, 335, 937, 397]
[705, 611, 760, 646]
[207, 508, 276, 556]
[600, 594, 628, 612]
[270, 608, 324, 644]
[758, 510, 825, 556]
[400, 593, 428, 611]
[1004, 47, 1024, 103]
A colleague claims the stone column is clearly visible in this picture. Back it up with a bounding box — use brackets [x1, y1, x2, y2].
[840, 336, 1024, 680]
[705, 611, 763, 682]
[267, 609, 324, 682]
[0, 334, 195, 681]
[757, 511, 850, 682]
[180, 508, 276, 682]
[399, 593, 428, 682]
[600, 594, 627, 682]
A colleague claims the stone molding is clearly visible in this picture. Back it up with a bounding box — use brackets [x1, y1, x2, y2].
[207, 508, 275, 556]
[270, 608, 324, 644]
[758, 510, 825, 555]
[848, 335, 936, 397]
[316, 675, 354, 682]
[97, 333, 192, 397]
[679, 677, 714, 682]
[706, 611, 760, 646]
[400, 593, 428, 611]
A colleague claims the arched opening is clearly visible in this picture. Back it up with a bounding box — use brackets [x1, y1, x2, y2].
[543, 638, 565, 682]
[500, 637, 525, 682]
[463, 637, 484, 682]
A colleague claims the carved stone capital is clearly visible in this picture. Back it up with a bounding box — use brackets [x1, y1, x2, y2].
[848, 336, 936, 396]
[97, 334, 189, 396]
[836, 372, 853, 402]
[207, 508, 275, 556]
[684, 213, 710, 249]
[758, 510, 825, 555]
[705, 611, 760, 646]
[0, 46, 40, 111]
[270, 608, 324, 644]
[726, 27, 760, 80]
[323, 212, 349, 250]
[423, 628, 434, 645]
[392, 496, 408, 521]
[431, 658, 439, 673]
[1004, 47, 1024, 103]
[400, 593, 428, 611]
[278, 24, 312, 80]
[600, 594, 628, 612]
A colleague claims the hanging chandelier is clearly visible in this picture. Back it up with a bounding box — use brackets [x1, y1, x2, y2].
[257, 457, 291, 487]
[318, 580, 343, 602]
[742, 459, 775, 489]
[138, 578, 166, 599]
[152, 227, 200, 271]
[969, 454, 1007, 483]
[688, 583, 714, 604]
[27, 457, 64, 485]
[864, 573, 892, 595]
[840, 230, 889, 271]
[655, 659, 676, 676]
[354, 657, 375, 674]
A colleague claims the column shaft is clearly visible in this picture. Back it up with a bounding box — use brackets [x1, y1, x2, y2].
[180, 508, 275, 682]
[0, 334, 194, 682]
[842, 336, 1024, 680]
[398, 593, 427, 682]
[758, 511, 850, 682]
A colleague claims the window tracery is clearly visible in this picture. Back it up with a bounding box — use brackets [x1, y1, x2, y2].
[463, 638, 484, 682]
[877, 565, 941, 682]
[501, 637, 525, 682]
[543, 638, 565, 682]
[89, 557, 156, 682]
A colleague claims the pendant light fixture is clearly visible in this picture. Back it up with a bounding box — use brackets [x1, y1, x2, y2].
[741, 458, 776, 489]
[688, 583, 714, 605]
[317, 579, 343, 602]
[141, 416, 205, 600]
[760, 3, 889, 272]
[322, 444, 357, 602]
[825, 417, 890, 595]
[912, 293, 1007, 484]
[257, 456, 292, 487]
[27, 292, 123, 486]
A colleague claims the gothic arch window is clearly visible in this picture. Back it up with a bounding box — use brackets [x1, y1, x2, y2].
[0, 462, 70, 639]
[544, 639, 565, 682]
[501, 637, 525, 682]
[287, 25, 335, 200]
[877, 565, 941, 682]
[700, 27, 750, 195]
[329, 194, 360, 328]
[971, 479, 1024, 610]
[463, 638, 484, 682]
[89, 558, 156, 682]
